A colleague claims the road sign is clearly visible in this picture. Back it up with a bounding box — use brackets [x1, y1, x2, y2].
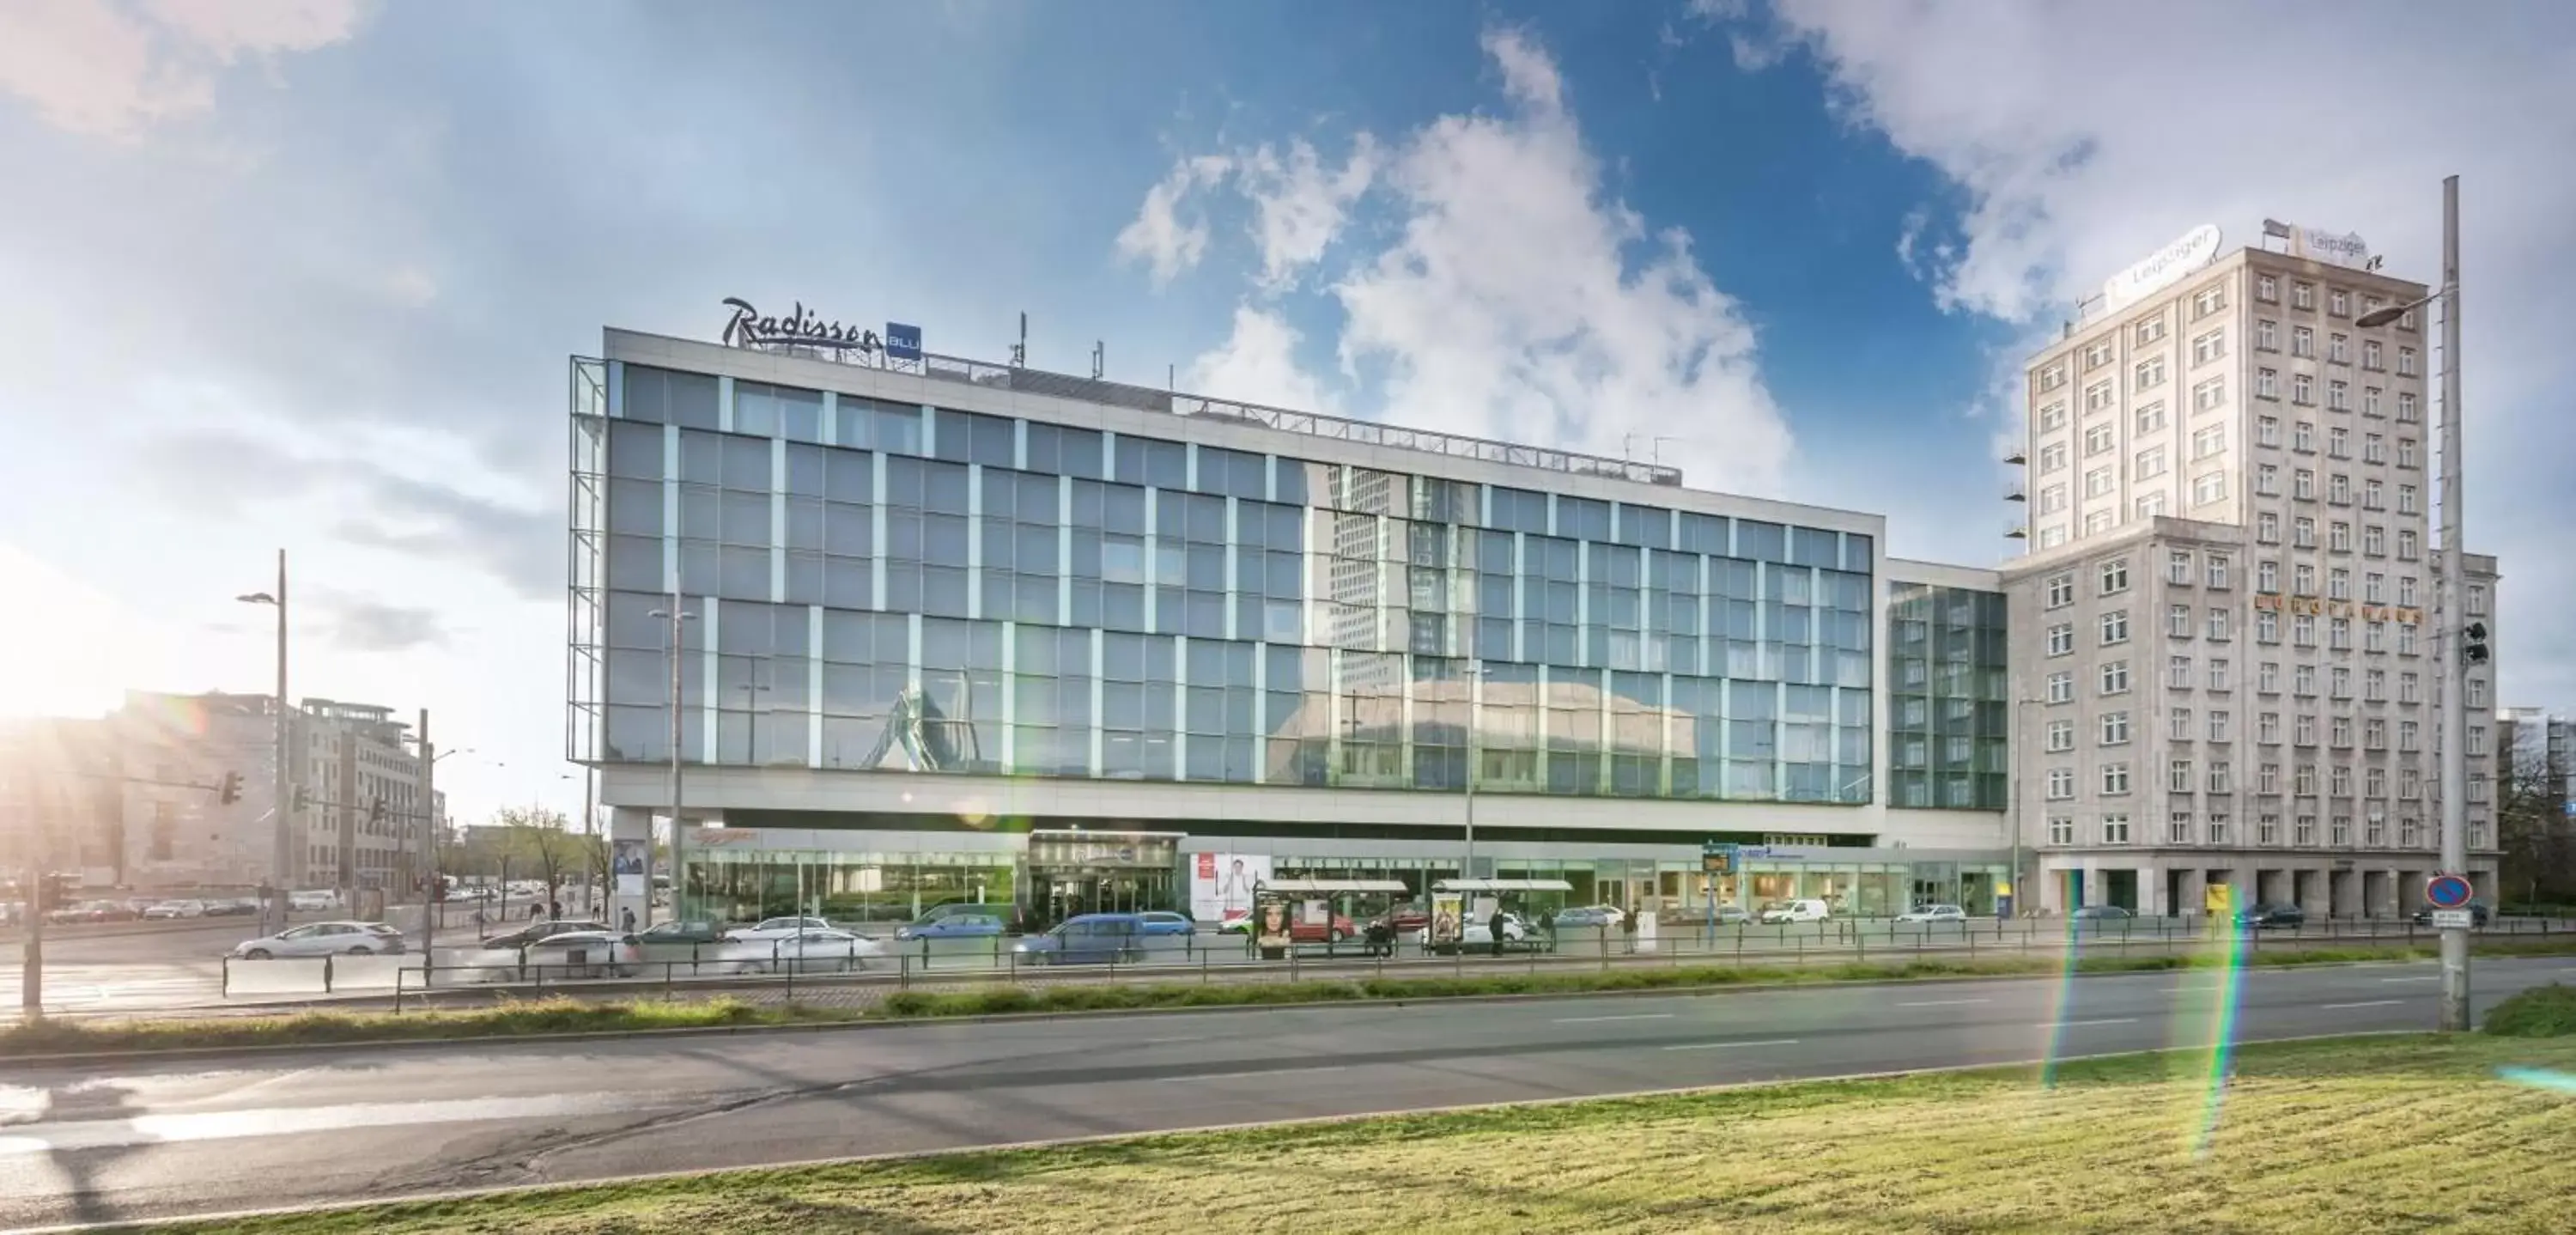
[2426, 873, 2474, 910]
[1701, 841, 1739, 876]
[2430, 909, 2474, 930]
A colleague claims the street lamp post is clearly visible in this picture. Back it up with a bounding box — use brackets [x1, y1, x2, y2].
[2358, 175, 2467, 1031]
[648, 593, 697, 928]
[236, 550, 290, 940]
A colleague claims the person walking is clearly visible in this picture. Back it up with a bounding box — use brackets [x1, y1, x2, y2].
[1488, 906, 1508, 957]
[621, 905, 637, 934]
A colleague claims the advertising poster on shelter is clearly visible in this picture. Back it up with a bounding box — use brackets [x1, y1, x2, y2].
[1190, 853, 1270, 928]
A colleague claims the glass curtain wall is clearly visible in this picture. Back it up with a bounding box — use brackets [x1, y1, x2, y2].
[576, 359, 1877, 805]
[1886, 583, 2010, 810]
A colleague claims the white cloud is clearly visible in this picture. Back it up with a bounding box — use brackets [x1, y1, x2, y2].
[1113, 154, 1231, 285]
[1766, 0, 2576, 700]
[1182, 306, 1338, 415]
[1140, 26, 1795, 496]
[1237, 137, 1377, 290]
[0, 0, 362, 139]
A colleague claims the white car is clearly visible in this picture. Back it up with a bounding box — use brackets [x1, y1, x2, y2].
[1897, 903, 1969, 924]
[1759, 898, 1832, 924]
[143, 899, 208, 920]
[1567, 903, 1626, 927]
[724, 916, 835, 942]
[232, 921, 406, 959]
[520, 931, 646, 979]
[712, 928, 883, 974]
[289, 890, 340, 912]
[1423, 912, 1535, 952]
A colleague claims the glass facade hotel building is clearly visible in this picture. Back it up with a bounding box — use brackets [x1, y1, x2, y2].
[569, 325, 2010, 926]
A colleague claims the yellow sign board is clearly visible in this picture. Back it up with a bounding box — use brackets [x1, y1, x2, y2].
[2204, 884, 2235, 914]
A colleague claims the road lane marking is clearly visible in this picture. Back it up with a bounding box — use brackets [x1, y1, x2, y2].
[0, 1093, 674, 1157]
[2038, 1019, 2138, 1029]
[1897, 998, 1990, 1007]
[2380, 976, 2442, 983]
[1661, 1038, 1801, 1051]
[2322, 1000, 2405, 1010]
[1553, 1013, 1675, 1024]
[1190, 1066, 1348, 1082]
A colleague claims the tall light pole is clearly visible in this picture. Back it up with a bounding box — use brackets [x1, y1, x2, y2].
[2358, 175, 2466, 1031]
[649, 593, 696, 928]
[236, 550, 290, 939]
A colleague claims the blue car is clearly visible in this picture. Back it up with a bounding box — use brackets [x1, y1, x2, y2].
[1014, 913, 1150, 965]
[896, 913, 1005, 941]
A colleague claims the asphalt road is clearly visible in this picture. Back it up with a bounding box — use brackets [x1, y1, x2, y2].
[2, 956, 2570, 1231]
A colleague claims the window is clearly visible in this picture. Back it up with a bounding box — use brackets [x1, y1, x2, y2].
[2038, 362, 2068, 392]
[2099, 610, 2129, 645]
[2397, 622, 2417, 654]
[2171, 759, 2196, 793]
[2365, 718, 2387, 750]
[2397, 392, 2419, 423]
[2470, 725, 2489, 757]
[2038, 442, 2069, 472]
[2256, 319, 2278, 350]
[2101, 712, 2130, 745]
[2365, 386, 2382, 417]
[2086, 423, 2117, 456]
[2294, 518, 2316, 549]
[2296, 764, 2318, 794]
[2293, 325, 2315, 357]
[2296, 813, 2318, 846]
[2399, 672, 2420, 703]
[2365, 620, 2386, 652]
[2329, 333, 2351, 364]
[2364, 667, 2385, 699]
[2136, 356, 2166, 391]
[2191, 424, 2227, 460]
[2364, 339, 2383, 370]
[2038, 401, 2069, 432]
[2046, 768, 2075, 800]
[2257, 275, 2278, 301]
[2208, 763, 2233, 794]
[2137, 316, 2169, 344]
[2397, 484, 2418, 515]
[2169, 655, 2194, 689]
[2135, 446, 2168, 479]
[2207, 555, 2230, 588]
[2331, 815, 2351, 847]
[2047, 672, 2074, 704]
[2257, 560, 2280, 593]
[2257, 368, 2280, 399]
[2398, 530, 2419, 561]
[2170, 812, 2195, 845]
[2257, 611, 2280, 644]
[2327, 426, 2350, 459]
[2208, 607, 2231, 640]
[2397, 347, 2418, 376]
[2332, 719, 2354, 750]
[2364, 433, 2386, 464]
[2259, 758, 2280, 788]
[2193, 283, 2227, 317]
[2103, 764, 2131, 795]
[2100, 660, 2130, 695]
[2208, 659, 2231, 690]
[2044, 572, 2075, 609]
[2293, 373, 2314, 405]
[2293, 282, 2314, 310]
[2208, 813, 2231, 846]
[2083, 341, 2114, 369]
[2047, 623, 2075, 656]
[2045, 719, 2075, 752]
[2364, 525, 2385, 557]
[2295, 665, 2317, 697]
[2470, 676, 2489, 709]
[2330, 617, 2352, 649]
[2049, 816, 2075, 845]
[2398, 575, 2418, 605]
[2100, 558, 2129, 593]
[2168, 604, 2193, 638]
[2167, 550, 2195, 584]
[2364, 572, 2385, 603]
[2330, 473, 2352, 505]
[2363, 478, 2384, 509]
[2135, 492, 2166, 520]
[2257, 464, 2281, 496]
[2400, 720, 2419, 751]
[2039, 483, 2069, 514]
[2260, 813, 2280, 845]
[2136, 402, 2169, 434]
[2086, 380, 2116, 412]
[2468, 583, 2488, 617]
[2328, 288, 2349, 317]
[2295, 468, 2316, 500]
[2193, 331, 2227, 365]
[2293, 421, 2314, 453]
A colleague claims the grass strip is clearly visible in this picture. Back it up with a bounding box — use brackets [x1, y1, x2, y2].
[9, 937, 2575, 1059]
[142, 1032, 2576, 1234]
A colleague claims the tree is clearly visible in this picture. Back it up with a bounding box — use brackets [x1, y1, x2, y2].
[2496, 745, 2576, 908]
[496, 806, 582, 906]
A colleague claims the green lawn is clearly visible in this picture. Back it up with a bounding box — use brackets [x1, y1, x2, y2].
[150, 1031, 2576, 1234]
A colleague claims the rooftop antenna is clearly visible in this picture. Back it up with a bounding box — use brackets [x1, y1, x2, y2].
[1091, 340, 1105, 380]
[1010, 313, 1027, 368]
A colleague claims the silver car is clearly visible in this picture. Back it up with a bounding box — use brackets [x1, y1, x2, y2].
[232, 921, 406, 959]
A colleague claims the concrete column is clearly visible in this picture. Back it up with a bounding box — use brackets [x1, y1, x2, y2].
[2144, 865, 2171, 916]
[2295, 868, 2330, 921]
[2177, 867, 2207, 917]
[2332, 869, 2361, 919]
[610, 806, 653, 933]
[2364, 869, 2393, 918]
[2397, 869, 2428, 915]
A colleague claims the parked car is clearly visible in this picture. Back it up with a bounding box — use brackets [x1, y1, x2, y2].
[1372, 903, 1431, 934]
[725, 916, 835, 942]
[2234, 902, 2306, 929]
[47, 899, 138, 925]
[289, 890, 340, 912]
[1136, 910, 1197, 937]
[1897, 903, 1970, 924]
[143, 899, 208, 920]
[207, 897, 261, 917]
[896, 913, 1007, 941]
[712, 928, 881, 974]
[2410, 901, 2491, 928]
[911, 901, 1026, 933]
[2069, 905, 2135, 928]
[519, 931, 646, 978]
[231, 921, 406, 959]
[480, 919, 611, 950]
[1759, 898, 1832, 925]
[1711, 904, 1753, 926]
[1425, 912, 1537, 952]
[633, 918, 728, 946]
[1015, 913, 1154, 965]
[1552, 906, 1621, 929]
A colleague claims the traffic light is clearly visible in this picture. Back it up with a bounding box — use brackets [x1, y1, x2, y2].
[35, 873, 74, 913]
[293, 785, 310, 812]
[368, 797, 386, 828]
[2462, 621, 2490, 666]
[218, 771, 242, 806]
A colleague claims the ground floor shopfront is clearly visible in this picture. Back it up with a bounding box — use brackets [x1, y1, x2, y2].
[2038, 852, 2502, 918]
[659, 818, 2011, 927]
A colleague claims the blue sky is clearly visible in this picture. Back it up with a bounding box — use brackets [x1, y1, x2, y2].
[3, 0, 2572, 824]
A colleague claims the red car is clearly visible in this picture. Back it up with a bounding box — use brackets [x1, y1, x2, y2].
[1370, 903, 1430, 934]
[1290, 913, 1360, 944]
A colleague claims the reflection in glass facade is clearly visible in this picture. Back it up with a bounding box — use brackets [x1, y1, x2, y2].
[571, 359, 1877, 804]
[1885, 582, 2009, 810]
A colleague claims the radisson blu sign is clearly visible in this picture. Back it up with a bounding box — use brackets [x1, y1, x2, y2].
[721, 298, 922, 364]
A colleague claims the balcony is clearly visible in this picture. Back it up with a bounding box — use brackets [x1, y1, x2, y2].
[2004, 484, 2027, 502]
[2004, 523, 2028, 540]
[2004, 447, 2028, 465]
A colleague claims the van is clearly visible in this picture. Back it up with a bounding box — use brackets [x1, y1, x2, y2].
[1758, 898, 1831, 924]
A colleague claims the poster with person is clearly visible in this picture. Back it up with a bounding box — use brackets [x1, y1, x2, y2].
[1189, 853, 1269, 928]
[612, 839, 647, 897]
[1430, 891, 1465, 950]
